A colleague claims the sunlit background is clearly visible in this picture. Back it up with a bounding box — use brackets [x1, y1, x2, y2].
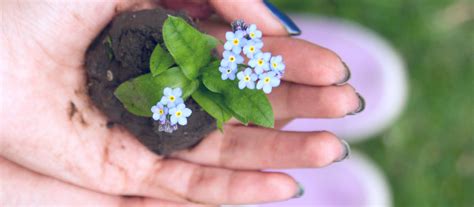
[272, 0, 473, 206]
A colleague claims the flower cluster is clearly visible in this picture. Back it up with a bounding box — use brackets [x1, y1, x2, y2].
[220, 20, 285, 94]
[151, 87, 192, 133]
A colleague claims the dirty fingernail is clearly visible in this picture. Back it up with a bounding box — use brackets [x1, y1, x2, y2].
[293, 182, 305, 198]
[334, 139, 351, 162]
[347, 93, 366, 115]
[336, 61, 352, 85]
[263, 0, 301, 35]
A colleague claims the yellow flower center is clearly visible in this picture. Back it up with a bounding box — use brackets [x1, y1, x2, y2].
[169, 96, 175, 102]
[250, 32, 255, 38]
[273, 63, 278, 68]
[175, 111, 182, 117]
[229, 56, 235, 62]
[233, 38, 239, 45]
[244, 76, 250, 81]
[249, 46, 255, 52]
[258, 59, 264, 66]
[159, 109, 164, 115]
[264, 77, 271, 83]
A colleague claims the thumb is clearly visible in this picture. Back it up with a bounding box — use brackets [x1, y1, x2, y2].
[210, 0, 301, 36]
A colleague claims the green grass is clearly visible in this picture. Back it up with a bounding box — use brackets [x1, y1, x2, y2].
[271, 0, 474, 206]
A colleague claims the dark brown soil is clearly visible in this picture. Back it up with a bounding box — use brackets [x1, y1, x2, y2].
[85, 8, 216, 155]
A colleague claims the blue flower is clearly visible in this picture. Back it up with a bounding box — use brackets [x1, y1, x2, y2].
[243, 40, 263, 58]
[224, 31, 247, 54]
[219, 66, 237, 80]
[248, 52, 271, 74]
[270, 55, 285, 75]
[237, 68, 258, 89]
[221, 50, 244, 70]
[169, 103, 192, 126]
[151, 102, 168, 123]
[160, 87, 183, 108]
[257, 72, 281, 94]
[246, 24, 262, 40]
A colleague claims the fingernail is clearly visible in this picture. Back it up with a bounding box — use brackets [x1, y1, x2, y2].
[334, 139, 351, 162]
[292, 182, 305, 198]
[263, 0, 301, 36]
[336, 61, 352, 85]
[347, 93, 366, 115]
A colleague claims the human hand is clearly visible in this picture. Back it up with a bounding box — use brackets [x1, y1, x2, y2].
[0, 0, 362, 205]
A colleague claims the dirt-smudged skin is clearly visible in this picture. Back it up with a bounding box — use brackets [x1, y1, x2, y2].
[85, 8, 216, 155]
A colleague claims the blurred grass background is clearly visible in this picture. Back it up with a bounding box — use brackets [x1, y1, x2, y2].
[271, 0, 474, 206]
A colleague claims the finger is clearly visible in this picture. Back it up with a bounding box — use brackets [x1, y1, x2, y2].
[200, 21, 348, 86]
[172, 125, 347, 170]
[209, 0, 298, 36]
[136, 159, 299, 204]
[269, 83, 361, 120]
[0, 157, 186, 207]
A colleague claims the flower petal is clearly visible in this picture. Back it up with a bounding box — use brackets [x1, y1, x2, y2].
[169, 107, 177, 114]
[248, 24, 256, 32]
[238, 81, 246, 89]
[183, 108, 192, 117]
[164, 88, 172, 96]
[224, 42, 233, 51]
[173, 88, 182, 97]
[275, 55, 282, 62]
[248, 81, 255, 89]
[225, 32, 234, 40]
[237, 71, 244, 80]
[256, 80, 264, 89]
[248, 59, 256, 67]
[263, 85, 272, 94]
[271, 78, 281, 87]
[152, 113, 160, 121]
[178, 117, 187, 126]
[244, 68, 252, 74]
[250, 74, 258, 81]
[170, 116, 178, 125]
[175, 98, 184, 106]
[160, 97, 168, 105]
[236, 55, 244, 63]
[160, 116, 166, 122]
[263, 52, 271, 60]
[232, 46, 241, 54]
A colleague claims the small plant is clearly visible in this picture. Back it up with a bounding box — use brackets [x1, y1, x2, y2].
[114, 16, 285, 132]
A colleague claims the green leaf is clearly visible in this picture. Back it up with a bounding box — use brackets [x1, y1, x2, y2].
[114, 68, 199, 117]
[153, 67, 199, 99]
[149, 44, 174, 76]
[163, 16, 215, 79]
[202, 61, 275, 128]
[114, 74, 160, 117]
[192, 86, 232, 131]
[203, 34, 219, 49]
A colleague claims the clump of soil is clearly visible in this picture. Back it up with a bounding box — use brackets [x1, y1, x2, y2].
[85, 8, 216, 155]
